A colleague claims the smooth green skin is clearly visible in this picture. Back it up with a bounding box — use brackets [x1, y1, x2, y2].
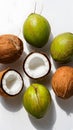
[23, 83, 51, 119]
[23, 13, 51, 48]
[50, 33, 73, 62]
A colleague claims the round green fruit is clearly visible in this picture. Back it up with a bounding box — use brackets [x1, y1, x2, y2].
[23, 83, 51, 119]
[23, 13, 51, 48]
[50, 33, 73, 63]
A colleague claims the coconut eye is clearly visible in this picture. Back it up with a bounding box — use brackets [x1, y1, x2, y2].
[1, 69, 23, 96]
[23, 52, 51, 79]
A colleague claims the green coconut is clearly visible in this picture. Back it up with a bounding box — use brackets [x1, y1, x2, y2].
[23, 83, 51, 119]
[50, 32, 73, 63]
[23, 13, 51, 48]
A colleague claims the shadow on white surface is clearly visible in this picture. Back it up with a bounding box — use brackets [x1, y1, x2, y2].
[0, 91, 23, 112]
[52, 59, 73, 69]
[0, 51, 27, 76]
[28, 100, 56, 130]
[56, 96, 73, 115]
[26, 32, 54, 56]
[29, 70, 53, 91]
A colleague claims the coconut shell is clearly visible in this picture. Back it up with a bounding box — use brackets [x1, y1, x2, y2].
[0, 68, 24, 97]
[23, 51, 51, 80]
[0, 68, 10, 97]
[0, 87, 9, 97]
[0, 34, 23, 64]
[52, 66, 73, 99]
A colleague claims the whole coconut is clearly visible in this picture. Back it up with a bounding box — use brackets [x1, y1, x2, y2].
[0, 34, 23, 64]
[23, 83, 51, 118]
[23, 13, 51, 48]
[50, 33, 73, 63]
[52, 66, 73, 99]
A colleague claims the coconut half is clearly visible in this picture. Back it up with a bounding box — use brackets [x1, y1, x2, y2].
[23, 52, 51, 79]
[1, 69, 23, 96]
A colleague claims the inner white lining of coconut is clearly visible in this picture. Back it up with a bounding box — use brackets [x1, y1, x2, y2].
[24, 53, 50, 78]
[2, 70, 23, 95]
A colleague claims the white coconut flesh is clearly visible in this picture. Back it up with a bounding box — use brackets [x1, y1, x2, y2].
[24, 53, 50, 79]
[2, 70, 23, 95]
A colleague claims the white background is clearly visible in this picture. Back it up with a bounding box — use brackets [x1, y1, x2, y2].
[0, 0, 73, 130]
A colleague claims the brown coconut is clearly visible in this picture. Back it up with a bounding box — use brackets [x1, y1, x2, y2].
[0, 34, 23, 64]
[52, 66, 73, 99]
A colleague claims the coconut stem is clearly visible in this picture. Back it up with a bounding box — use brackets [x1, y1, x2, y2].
[34, 2, 37, 13]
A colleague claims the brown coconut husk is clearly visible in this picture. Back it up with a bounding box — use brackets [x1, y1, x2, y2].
[0, 68, 10, 97]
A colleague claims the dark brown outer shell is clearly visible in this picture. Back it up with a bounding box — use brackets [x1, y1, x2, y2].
[52, 66, 73, 99]
[0, 69, 24, 97]
[23, 52, 51, 80]
[0, 34, 23, 63]
[0, 87, 9, 97]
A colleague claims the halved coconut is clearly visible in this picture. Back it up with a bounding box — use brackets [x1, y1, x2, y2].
[23, 52, 51, 79]
[0, 69, 23, 96]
